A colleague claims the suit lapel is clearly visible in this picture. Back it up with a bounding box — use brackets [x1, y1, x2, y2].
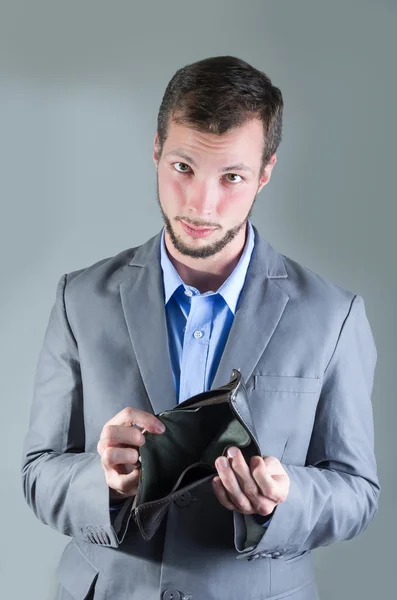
[119, 232, 176, 416]
[211, 227, 289, 389]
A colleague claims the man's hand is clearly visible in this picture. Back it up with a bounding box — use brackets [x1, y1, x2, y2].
[97, 407, 166, 502]
[212, 447, 290, 517]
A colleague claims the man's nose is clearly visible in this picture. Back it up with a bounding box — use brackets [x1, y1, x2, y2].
[185, 181, 217, 216]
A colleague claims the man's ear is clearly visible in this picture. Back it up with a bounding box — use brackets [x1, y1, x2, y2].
[153, 131, 161, 167]
[257, 153, 277, 194]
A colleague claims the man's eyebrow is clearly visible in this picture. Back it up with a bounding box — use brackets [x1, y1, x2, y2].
[164, 149, 254, 174]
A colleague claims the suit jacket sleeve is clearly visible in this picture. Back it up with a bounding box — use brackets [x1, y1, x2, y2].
[21, 274, 133, 548]
[234, 294, 380, 559]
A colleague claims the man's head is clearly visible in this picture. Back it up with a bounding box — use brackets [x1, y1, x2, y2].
[153, 55, 283, 260]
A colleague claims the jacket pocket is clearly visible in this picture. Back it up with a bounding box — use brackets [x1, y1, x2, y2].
[254, 375, 322, 394]
[56, 540, 98, 599]
[250, 375, 322, 462]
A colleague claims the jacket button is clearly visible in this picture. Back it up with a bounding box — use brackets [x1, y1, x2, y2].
[163, 590, 181, 600]
[174, 492, 192, 507]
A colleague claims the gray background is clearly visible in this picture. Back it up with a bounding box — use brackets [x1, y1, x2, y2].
[1, 1, 395, 598]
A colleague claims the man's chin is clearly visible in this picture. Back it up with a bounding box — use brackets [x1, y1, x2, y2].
[171, 236, 220, 259]
[167, 220, 246, 260]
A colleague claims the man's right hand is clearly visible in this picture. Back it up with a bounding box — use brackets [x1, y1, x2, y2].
[97, 407, 166, 502]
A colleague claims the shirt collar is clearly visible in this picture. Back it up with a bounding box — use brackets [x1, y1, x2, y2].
[160, 220, 255, 315]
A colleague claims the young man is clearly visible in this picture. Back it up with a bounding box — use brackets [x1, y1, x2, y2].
[22, 56, 379, 600]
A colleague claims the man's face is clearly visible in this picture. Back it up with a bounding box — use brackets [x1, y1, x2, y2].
[153, 118, 276, 259]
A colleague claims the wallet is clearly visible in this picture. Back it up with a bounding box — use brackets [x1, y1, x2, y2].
[131, 368, 261, 540]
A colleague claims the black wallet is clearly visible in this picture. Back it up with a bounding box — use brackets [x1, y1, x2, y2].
[131, 368, 261, 540]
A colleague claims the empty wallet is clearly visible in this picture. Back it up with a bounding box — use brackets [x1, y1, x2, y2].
[131, 368, 261, 540]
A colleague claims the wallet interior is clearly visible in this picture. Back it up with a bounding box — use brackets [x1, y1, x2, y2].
[137, 400, 253, 505]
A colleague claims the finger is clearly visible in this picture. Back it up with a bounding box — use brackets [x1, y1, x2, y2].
[250, 457, 288, 503]
[106, 407, 166, 435]
[112, 462, 140, 476]
[226, 448, 261, 504]
[212, 477, 236, 511]
[226, 449, 277, 514]
[107, 465, 141, 495]
[98, 424, 146, 453]
[261, 455, 284, 472]
[214, 457, 253, 513]
[101, 446, 140, 470]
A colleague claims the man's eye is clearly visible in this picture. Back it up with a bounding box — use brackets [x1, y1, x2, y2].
[174, 162, 191, 173]
[225, 173, 242, 183]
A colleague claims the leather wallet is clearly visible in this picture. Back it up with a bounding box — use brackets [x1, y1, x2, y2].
[131, 368, 261, 540]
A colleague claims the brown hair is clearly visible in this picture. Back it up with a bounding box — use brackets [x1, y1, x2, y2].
[156, 55, 283, 177]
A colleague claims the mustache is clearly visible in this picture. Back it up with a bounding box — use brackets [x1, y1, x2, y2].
[177, 217, 220, 229]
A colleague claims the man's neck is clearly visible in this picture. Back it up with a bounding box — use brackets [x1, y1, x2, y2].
[164, 225, 248, 293]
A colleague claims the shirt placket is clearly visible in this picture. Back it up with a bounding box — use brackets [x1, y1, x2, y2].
[179, 294, 214, 403]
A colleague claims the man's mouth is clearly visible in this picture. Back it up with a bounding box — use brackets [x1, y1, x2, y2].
[179, 220, 217, 238]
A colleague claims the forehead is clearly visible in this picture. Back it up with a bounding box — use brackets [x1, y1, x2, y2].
[163, 118, 264, 164]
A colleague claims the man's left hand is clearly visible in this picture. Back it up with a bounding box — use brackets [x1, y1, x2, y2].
[212, 447, 290, 517]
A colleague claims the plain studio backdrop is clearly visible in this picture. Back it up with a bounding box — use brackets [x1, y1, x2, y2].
[1, 1, 395, 598]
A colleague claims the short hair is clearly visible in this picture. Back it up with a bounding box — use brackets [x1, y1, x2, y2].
[156, 55, 283, 176]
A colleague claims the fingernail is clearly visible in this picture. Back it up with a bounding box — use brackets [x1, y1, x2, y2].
[156, 423, 166, 433]
[218, 457, 228, 469]
[227, 447, 238, 459]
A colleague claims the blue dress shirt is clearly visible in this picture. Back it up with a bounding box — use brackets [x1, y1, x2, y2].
[111, 220, 271, 528]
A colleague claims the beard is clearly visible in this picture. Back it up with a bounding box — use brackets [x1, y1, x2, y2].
[156, 176, 257, 259]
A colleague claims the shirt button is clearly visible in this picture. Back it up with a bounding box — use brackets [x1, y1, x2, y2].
[184, 289, 193, 297]
[193, 330, 204, 339]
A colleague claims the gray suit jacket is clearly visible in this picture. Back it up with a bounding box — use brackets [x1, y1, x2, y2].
[21, 226, 380, 600]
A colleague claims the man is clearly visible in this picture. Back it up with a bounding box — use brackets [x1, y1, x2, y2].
[21, 56, 379, 600]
